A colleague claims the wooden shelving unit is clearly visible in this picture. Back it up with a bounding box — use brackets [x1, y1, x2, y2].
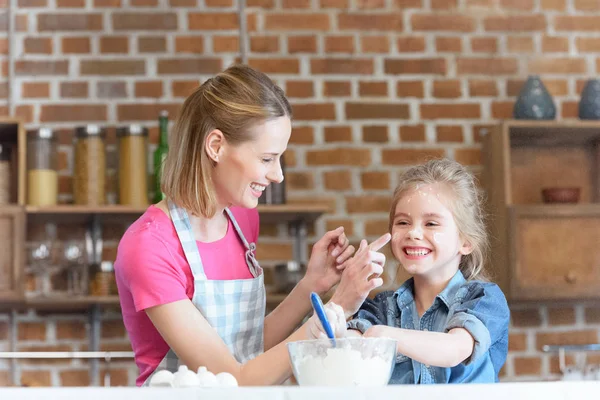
[482, 120, 600, 301]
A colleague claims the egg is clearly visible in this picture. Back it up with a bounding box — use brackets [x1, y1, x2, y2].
[172, 365, 200, 387]
[148, 369, 174, 387]
[216, 372, 238, 387]
[197, 366, 219, 387]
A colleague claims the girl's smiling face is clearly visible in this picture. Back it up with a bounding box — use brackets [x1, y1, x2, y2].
[390, 183, 472, 281]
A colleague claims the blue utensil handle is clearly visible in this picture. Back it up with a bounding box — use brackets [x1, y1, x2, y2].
[310, 292, 336, 342]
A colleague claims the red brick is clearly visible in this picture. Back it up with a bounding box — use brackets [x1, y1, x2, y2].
[311, 58, 373, 74]
[346, 102, 410, 119]
[135, 81, 163, 98]
[247, 0, 273, 6]
[212, 36, 239, 52]
[514, 357, 541, 376]
[100, 36, 128, 53]
[324, 170, 352, 190]
[16, 60, 68, 75]
[457, 58, 518, 75]
[265, 13, 330, 31]
[433, 80, 462, 98]
[528, 58, 587, 74]
[399, 125, 425, 142]
[360, 35, 390, 53]
[431, 0, 457, 8]
[562, 101, 578, 118]
[435, 37, 462, 52]
[118, 104, 180, 121]
[18, 322, 46, 341]
[356, 0, 385, 7]
[22, 82, 50, 98]
[19, 0, 46, 6]
[397, 80, 424, 98]
[469, 80, 497, 97]
[286, 80, 314, 98]
[62, 37, 90, 53]
[382, 149, 445, 165]
[364, 220, 388, 236]
[292, 103, 336, 120]
[188, 12, 237, 30]
[385, 58, 446, 75]
[508, 78, 568, 96]
[60, 82, 88, 98]
[206, 0, 231, 5]
[16, 105, 34, 123]
[175, 36, 205, 53]
[307, 148, 371, 166]
[585, 306, 600, 323]
[286, 172, 314, 190]
[361, 171, 389, 190]
[320, 0, 348, 6]
[250, 35, 279, 53]
[574, 0, 600, 10]
[138, 36, 166, 52]
[157, 58, 221, 74]
[455, 148, 481, 165]
[170, 0, 196, 6]
[21, 371, 52, 386]
[289, 126, 314, 144]
[536, 330, 599, 350]
[359, 81, 388, 97]
[38, 13, 103, 31]
[288, 36, 317, 53]
[555, 16, 600, 31]
[325, 35, 355, 53]
[541, 0, 565, 9]
[471, 37, 497, 53]
[394, 0, 421, 6]
[501, 0, 534, 9]
[491, 101, 513, 118]
[511, 308, 541, 327]
[346, 195, 391, 213]
[397, 36, 426, 52]
[24, 37, 52, 54]
[326, 219, 354, 236]
[436, 125, 463, 142]
[60, 370, 90, 387]
[248, 58, 299, 74]
[543, 36, 569, 52]
[323, 81, 351, 97]
[412, 14, 475, 32]
[324, 126, 352, 142]
[81, 60, 145, 75]
[421, 104, 480, 119]
[362, 125, 388, 142]
[577, 37, 600, 52]
[338, 13, 403, 31]
[131, 0, 157, 5]
[509, 333, 527, 351]
[484, 15, 546, 31]
[56, 321, 86, 340]
[172, 80, 199, 98]
[548, 306, 576, 325]
[94, 0, 121, 6]
[113, 12, 177, 30]
[41, 105, 107, 122]
[506, 36, 533, 53]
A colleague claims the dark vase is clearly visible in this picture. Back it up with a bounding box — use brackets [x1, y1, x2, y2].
[513, 76, 556, 120]
[579, 79, 600, 120]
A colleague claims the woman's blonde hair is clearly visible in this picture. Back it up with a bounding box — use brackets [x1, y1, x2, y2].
[161, 64, 292, 217]
[387, 158, 490, 281]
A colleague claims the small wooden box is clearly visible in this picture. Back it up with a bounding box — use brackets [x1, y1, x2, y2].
[0, 206, 25, 300]
[0, 118, 26, 205]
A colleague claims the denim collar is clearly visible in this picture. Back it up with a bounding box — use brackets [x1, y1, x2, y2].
[393, 270, 466, 310]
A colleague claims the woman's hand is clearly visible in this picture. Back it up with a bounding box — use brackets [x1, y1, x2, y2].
[330, 233, 391, 319]
[306, 302, 347, 339]
[302, 226, 355, 295]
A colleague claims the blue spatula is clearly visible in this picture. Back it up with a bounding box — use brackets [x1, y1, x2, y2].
[310, 292, 336, 346]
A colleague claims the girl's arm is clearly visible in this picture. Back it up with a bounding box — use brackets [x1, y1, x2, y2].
[147, 298, 313, 386]
[364, 325, 474, 368]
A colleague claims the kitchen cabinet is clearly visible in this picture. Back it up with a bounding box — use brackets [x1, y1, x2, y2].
[482, 120, 600, 301]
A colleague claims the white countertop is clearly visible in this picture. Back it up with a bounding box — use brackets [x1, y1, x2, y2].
[0, 381, 598, 400]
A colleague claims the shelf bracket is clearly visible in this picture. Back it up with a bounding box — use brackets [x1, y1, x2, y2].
[289, 219, 308, 266]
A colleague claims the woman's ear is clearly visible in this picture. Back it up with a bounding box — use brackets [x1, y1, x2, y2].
[204, 129, 225, 163]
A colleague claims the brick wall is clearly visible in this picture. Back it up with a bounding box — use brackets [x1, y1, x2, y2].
[1, 0, 600, 386]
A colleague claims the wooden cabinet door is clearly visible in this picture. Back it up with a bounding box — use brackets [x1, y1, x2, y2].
[509, 205, 600, 300]
[0, 206, 24, 300]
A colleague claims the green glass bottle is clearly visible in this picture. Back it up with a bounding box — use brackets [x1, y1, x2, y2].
[153, 110, 169, 203]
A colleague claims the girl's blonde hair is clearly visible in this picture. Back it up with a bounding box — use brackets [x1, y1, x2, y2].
[388, 158, 490, 281]
[161, 64, 292, 217]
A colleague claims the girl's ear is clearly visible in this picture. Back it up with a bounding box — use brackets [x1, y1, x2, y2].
[205, 129, 226, 163]
[459, 238, 474, 256]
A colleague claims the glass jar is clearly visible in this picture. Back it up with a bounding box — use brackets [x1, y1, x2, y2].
[89, 261, 116, 296]
[117, 124, 149, 207]
[27, 128, 58, 206]
[0, 144, 11, 205]
[73, 125, 106, 205]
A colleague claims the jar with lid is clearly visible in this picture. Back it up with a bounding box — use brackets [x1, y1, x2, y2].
[117, 124, 149, 207]
[89, 261, 116, 296]
[27, 128, 58, 206]
[0, 144, 11, 205]
[73, 125, 106, 205]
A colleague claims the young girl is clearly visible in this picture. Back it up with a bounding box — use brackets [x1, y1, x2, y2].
[339, 158, 510, 384]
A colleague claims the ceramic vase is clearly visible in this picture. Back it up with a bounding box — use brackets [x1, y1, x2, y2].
[579, 79, 600, 119]
[513, 75, 556, 120]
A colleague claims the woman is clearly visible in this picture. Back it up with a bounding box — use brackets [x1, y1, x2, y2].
[114, 64, 382, 386]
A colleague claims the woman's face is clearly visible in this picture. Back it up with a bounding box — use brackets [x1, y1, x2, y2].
[212, 116, 292, 209]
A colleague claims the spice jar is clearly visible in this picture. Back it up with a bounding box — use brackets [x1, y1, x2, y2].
[73, 125, 106, 205]
[27, 128, 58, 206]
[89, 261, 116, 296]
[0, 144, 11, 205]
[117, 124, 149, 207]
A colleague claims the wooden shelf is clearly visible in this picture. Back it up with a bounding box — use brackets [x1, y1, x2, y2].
[509, 203, 600, 217]
[25, 205, 147, 215]
[502, 120, 600, 146]
[257, 204, 329, 224]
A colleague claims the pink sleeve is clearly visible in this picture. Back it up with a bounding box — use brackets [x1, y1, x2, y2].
[116, 227, 188, 312]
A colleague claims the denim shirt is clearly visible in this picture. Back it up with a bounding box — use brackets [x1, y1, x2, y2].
[347, 271, 510, 384]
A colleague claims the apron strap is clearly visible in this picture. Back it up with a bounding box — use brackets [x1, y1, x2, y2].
[167, 199, 207, 280]
[224, 208, 261, 278]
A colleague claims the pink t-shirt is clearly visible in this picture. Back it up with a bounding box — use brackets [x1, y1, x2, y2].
[114, 205, 259, 386]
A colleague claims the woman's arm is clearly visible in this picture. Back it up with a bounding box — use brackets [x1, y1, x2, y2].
[364, 325, 474, 368]
[147, 298, 312, 386]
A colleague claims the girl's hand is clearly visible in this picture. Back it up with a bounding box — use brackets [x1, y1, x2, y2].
[363, 325, 391, 338]
[306, 302, 347, 339]
[330, 233, 391, 319]
[303, 227, 355, 295]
